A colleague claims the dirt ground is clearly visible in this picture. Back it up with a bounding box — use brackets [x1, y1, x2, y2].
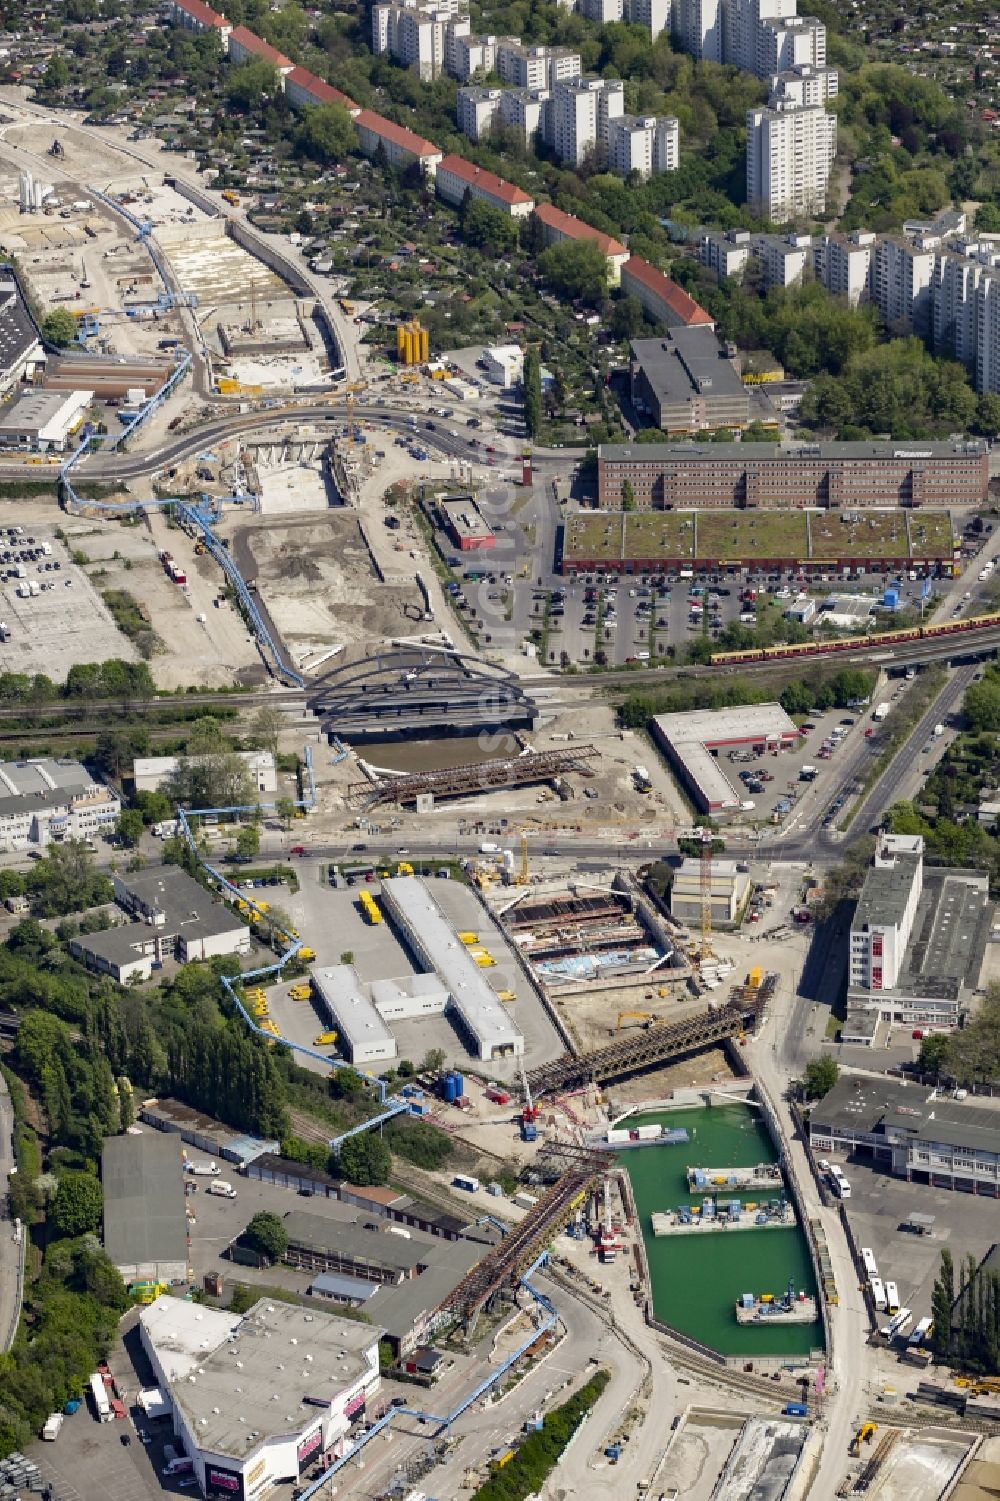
[240, 513, 428, 662]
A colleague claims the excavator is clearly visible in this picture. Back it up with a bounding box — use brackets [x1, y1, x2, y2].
[611, 1011, 665, 1035]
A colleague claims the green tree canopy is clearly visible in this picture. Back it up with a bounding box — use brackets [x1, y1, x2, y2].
[537, 237, 609, 305]
[50, 1172, 103, 1239]
[803, 1055, 839, 1100]
[461, 194, 519, 254]
[296, 102, 358, 163]
[243, 1211, 289, 1262]
[42, 308, 79, 346]
[336, 1133, 391, 1186]
[226, 59, 279, 110]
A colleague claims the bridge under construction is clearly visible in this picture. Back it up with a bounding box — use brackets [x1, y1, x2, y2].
[349, 744, 598, 807]
[436, 1150, 604, 1327]
[525, 977, 775, 1097]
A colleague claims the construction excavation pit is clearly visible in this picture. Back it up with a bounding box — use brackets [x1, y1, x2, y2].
[501, 883, 676, 995]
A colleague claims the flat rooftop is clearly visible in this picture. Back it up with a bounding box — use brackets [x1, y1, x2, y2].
[283, 1210, 428, 1275]
[812, 1073, 1000, 1156]
[140, 1296, 380, 1461]
[630, 332, 745, 405]
[312, 964, 397, 1052]
[853, 852, 922, 932]
[598, 439, 989, 462]
[650, 703, 797, 810]
[0, 757, 97, 817]
[440, 496, 495, 542]
[102, 1133, 188, 1271]
[855, 867, 991, 1003]
[381, 877, 522, 1052]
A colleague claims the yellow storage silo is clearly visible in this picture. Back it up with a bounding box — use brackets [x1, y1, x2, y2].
[396, 324, 408, 361]
[416, 324, 429, 362]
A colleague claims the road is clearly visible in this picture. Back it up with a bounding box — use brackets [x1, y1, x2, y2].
[0, 1070, 21, 1352]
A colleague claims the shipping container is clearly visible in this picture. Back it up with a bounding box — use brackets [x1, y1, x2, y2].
[452, 1174, 479, 1193]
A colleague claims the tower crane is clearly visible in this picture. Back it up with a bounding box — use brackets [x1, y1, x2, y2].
[518, 1059, 538, 1141]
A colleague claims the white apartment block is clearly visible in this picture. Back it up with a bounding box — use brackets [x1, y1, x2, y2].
[606, 114, 679, 179]
[725, 0, 796, 75]
[579, 0, 623, 20]
[457, 86, 502, 141]
[871, 236, 934, 334]
[450, 30, 497, 81]
[672, 0, 723, 61]
[746, 101, 835, 222]
[496, 41, 581, 91]
[501, 87, 551, 142]
[849, 834, 924, 993]
[624, 0, 671, 36]
[549, 76, 624, 167]
[753, 231, 810, 287]
[756, 13, 825, 76]
[769, 61, 838, 105]
[934, 250, 992, 374]
[700, 228, 752, 280]
[976, 272, 1000, 396]
[814, 229, 874, 306]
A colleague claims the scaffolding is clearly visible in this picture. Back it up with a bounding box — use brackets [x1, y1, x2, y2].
[349, 745, 597, 808]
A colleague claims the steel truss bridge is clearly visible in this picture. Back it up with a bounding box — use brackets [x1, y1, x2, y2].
[349, 743, 597, 808]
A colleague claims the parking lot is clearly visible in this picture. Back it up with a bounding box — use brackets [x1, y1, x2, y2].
[834, 1155, 1000, 1336]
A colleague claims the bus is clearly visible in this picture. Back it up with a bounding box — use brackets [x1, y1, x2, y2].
[861, 1248, 879, 1281]
[829, 1166, 851, 1199]
[885, 1281, 900, 1315]
[89, 1372, 111, 1423]
[908, 1317, 933, 1349]
[880, 1308, 912, 1340]
[869, 1277, 887, 1314]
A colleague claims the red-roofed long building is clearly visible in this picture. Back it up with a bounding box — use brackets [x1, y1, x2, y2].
[285, 66, 360, 117]
[169, 0, 231, 44]
[436, 154, 534, 219]
[228, 25, 295, 78]
[620, 256, 715, 330]
[533, 203, 630, 285]
[355, 110, 443, 176]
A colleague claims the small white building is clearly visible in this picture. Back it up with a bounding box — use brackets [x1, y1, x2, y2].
[482, 344, 524, 387]
[132, 750, 277, 796]
[670, 859, 751, 925]
[0, 388, 93, 452]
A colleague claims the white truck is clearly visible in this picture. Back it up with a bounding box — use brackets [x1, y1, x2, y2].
[208, 1180, 237, 1199]
[185, 1160, 221, 1177]
[933, 723, 945, 737]
[872, 702, 890, 722]
[41, 1412, 64, 1441]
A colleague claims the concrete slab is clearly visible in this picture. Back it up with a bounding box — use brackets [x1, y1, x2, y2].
[875, 1433, 972, 1501]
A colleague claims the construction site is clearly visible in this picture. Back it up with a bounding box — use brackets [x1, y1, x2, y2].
[348, 744, 598, 808]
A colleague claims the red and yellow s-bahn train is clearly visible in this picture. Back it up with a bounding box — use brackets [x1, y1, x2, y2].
[709, 610, 1000, 667]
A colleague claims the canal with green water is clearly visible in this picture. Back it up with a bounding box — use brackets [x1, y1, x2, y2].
[619, 1103, 822, 1357]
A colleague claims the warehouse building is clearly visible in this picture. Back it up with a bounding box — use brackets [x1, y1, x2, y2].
[808, 1073, 1000, 1197]
[0, 275, 43, 397]
[0, 757, 120, 852]
[847, 833, 991, 1033]
[140, 1296, 382, 1495]
[0, 388, 92, 451]
[380, 877, 524, 1059]
[670, 858, 751, 926]
[629, 332, 749, 436]
[596, 437, 990, 510]
[102, 1132, 188, 1285]
[650, 704, 798, 813]
[312, 965, 399, 1065]
[73, 867, 251, 983]
[439, 495, 496, 551]
[138, 1098, 279, 1166]
[132, 750, 277, 795]
[245, 1156, 470, 1239]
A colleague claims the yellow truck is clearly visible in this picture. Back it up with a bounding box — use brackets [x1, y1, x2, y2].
[221, 189, 240, 205]
[290, 984, 312, 1001]
[314, 1031, 338, 1047]
[298, 947, 316, 962]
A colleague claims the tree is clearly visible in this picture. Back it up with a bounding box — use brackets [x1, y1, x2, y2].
[117, 1077, 135, 1132]
[945, 985, 1000, 1087]
[461, 194, 519, 254]
[297, 102, 358, 164]
[931, 1247, 955, 1359]
[918, 1033, 950, 1077]
[116, 809, 144, 848]
[42, 308, 79, 347]
[226, 59, 278, 110]
[537, 238, 609, 305]
[275, 797, 297, 830]
[621, 479, 636, 510]
[421, 1047, 447, 1074]
[41, 54, 69, 90]
[49, 1172, 103, 1238]
[250, 706, 283, 761]
[609, 294, 644, 340]
[337, 1133, 391, 1186]
[802, 1055, 839, 1100]
[236, 824, 261, 861]
[523, 347, 542, 439]
[244, 1211, 289, 1262]
[329, 1067, 365, 1099]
